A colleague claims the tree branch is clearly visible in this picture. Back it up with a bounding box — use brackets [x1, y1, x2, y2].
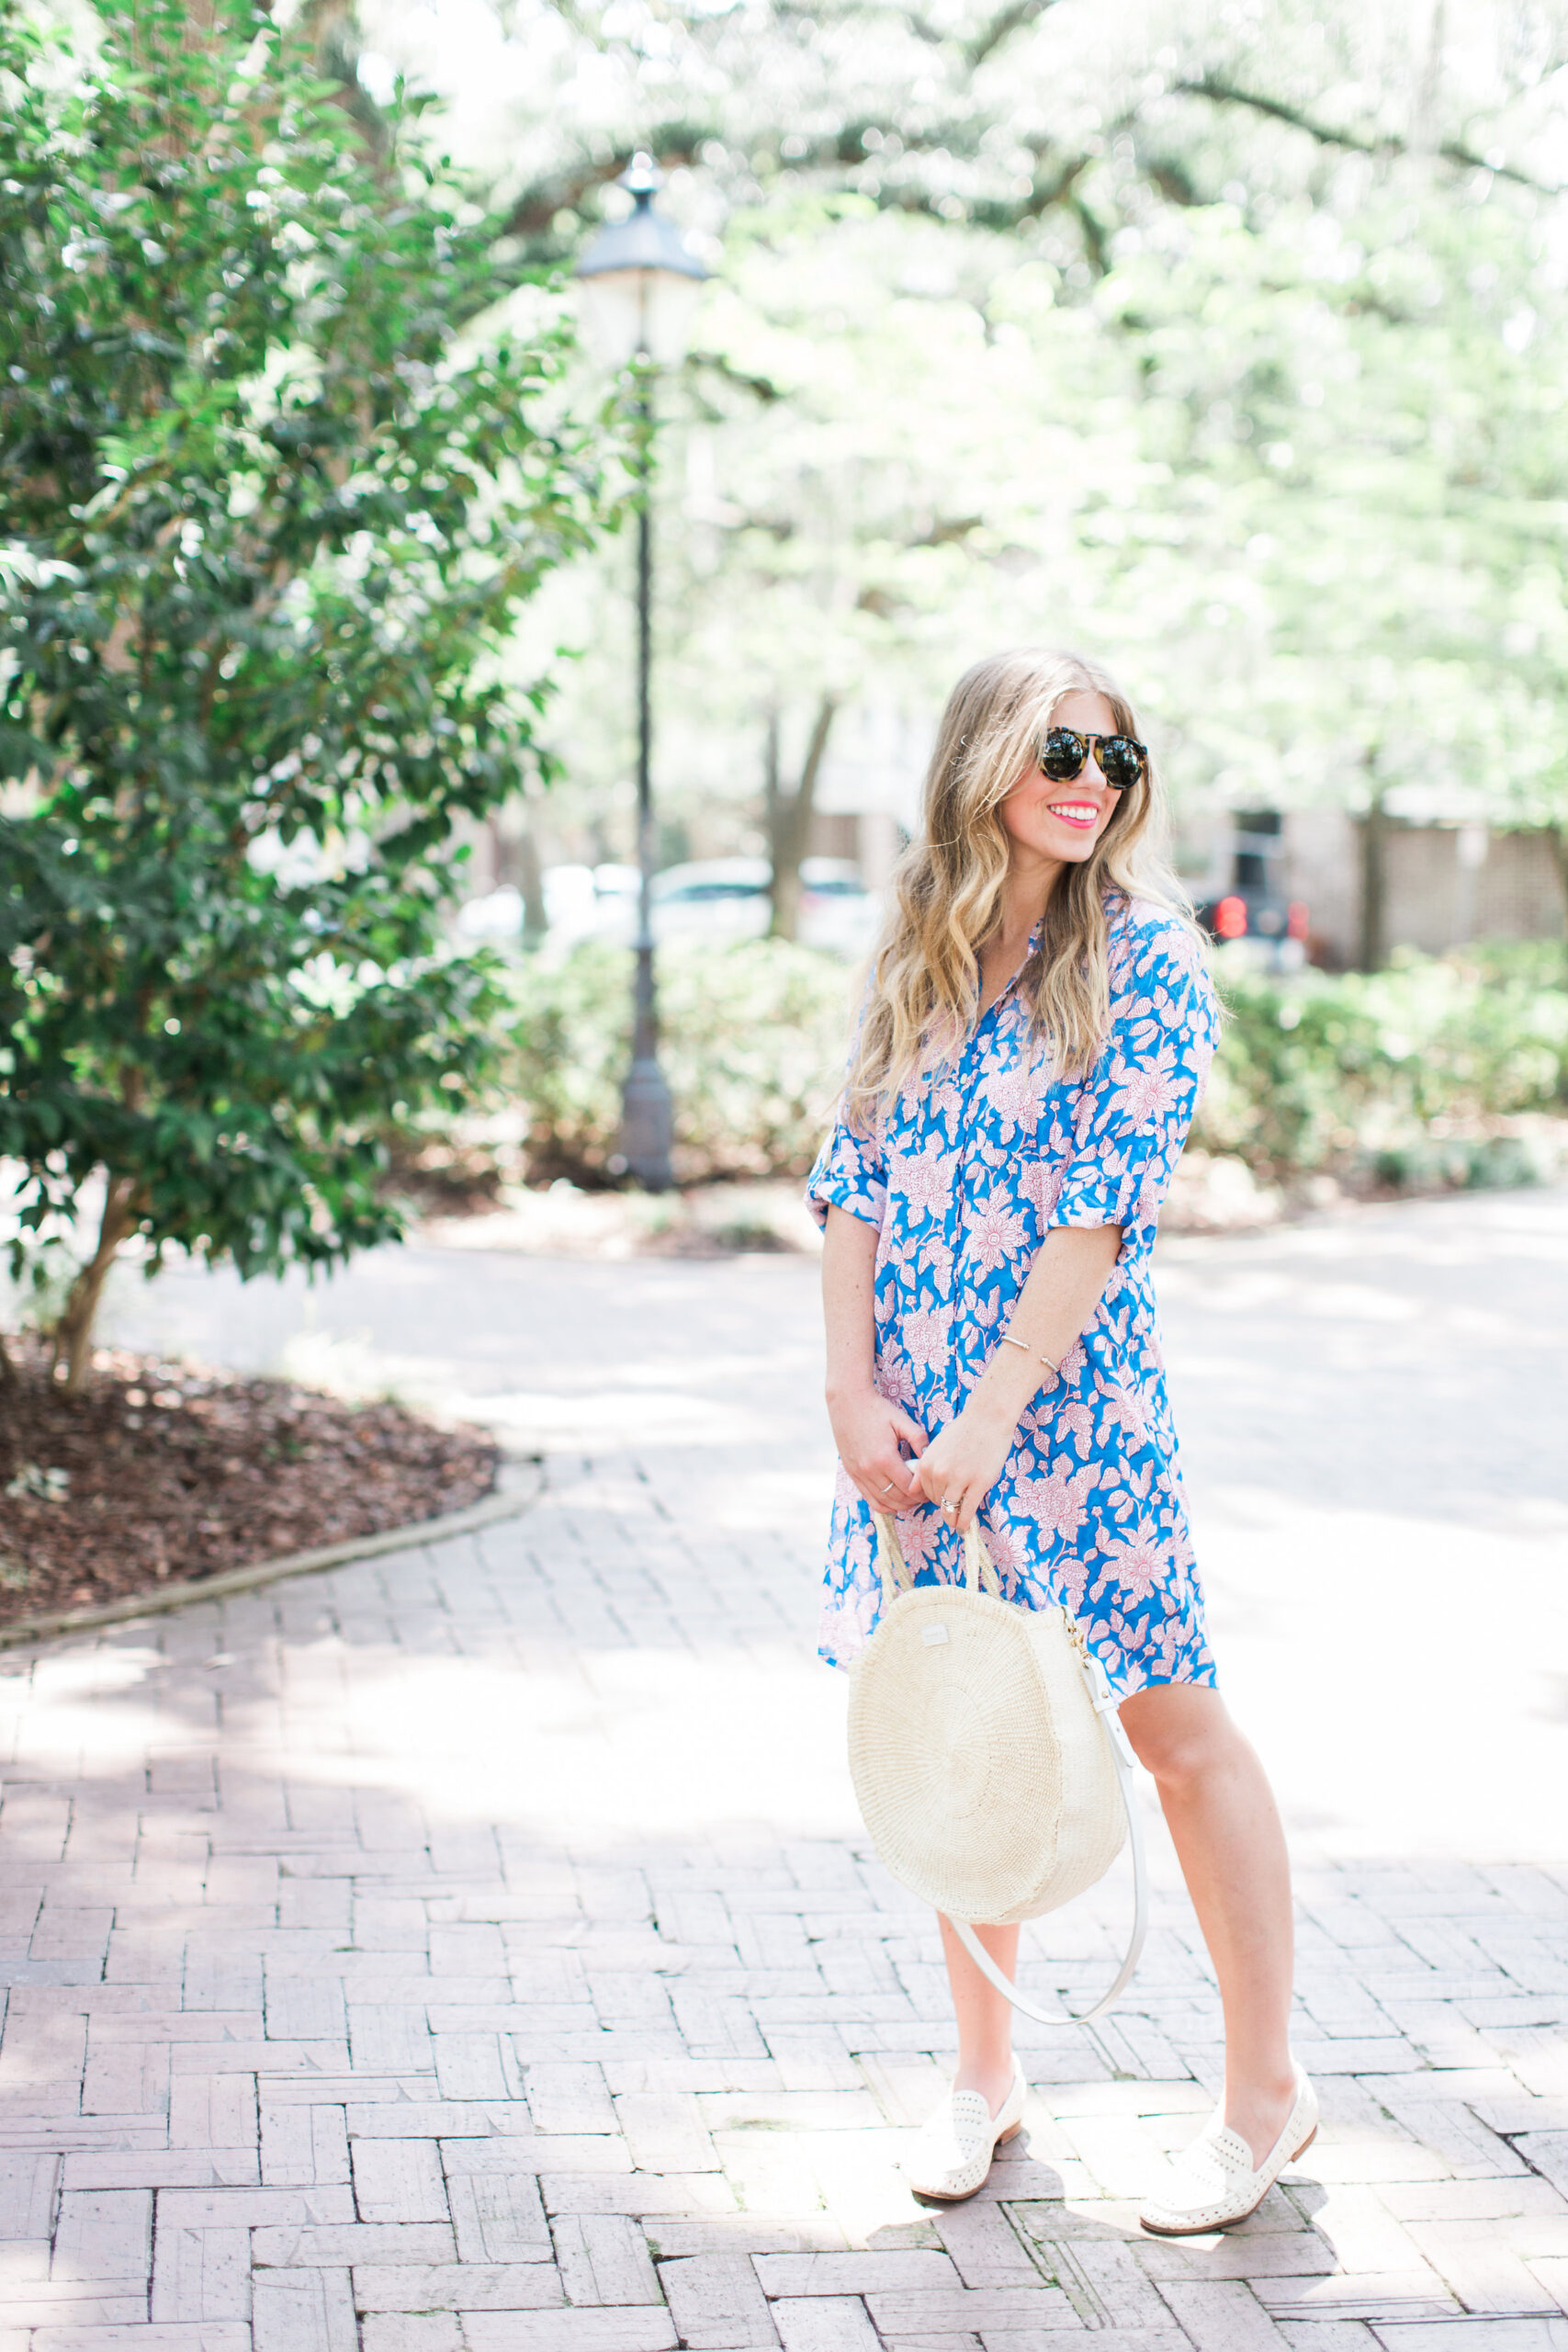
[685, 351, 785, 404]
[1175, 74, 1564, 195]
[1175, 75, 1392, 159]
[964, 0, 1063, 70]
[500, 131, 711, 243]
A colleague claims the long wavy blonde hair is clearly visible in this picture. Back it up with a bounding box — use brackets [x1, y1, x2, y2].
[845, 647, 1196, 1130]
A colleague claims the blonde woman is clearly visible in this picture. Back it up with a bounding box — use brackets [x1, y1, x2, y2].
[807, 649, 1314, 2233]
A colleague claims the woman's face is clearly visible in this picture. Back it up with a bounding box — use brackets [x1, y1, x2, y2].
[996, 688, 1123, 873]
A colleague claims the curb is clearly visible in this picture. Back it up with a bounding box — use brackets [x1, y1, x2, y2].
[0, 1455, 545, 1655]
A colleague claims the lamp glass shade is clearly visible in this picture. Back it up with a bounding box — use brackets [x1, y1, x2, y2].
[576, 263, 706, 368]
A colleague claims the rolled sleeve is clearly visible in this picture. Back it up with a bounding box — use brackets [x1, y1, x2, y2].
[1048, 917, 1218, 1250]
[806, 1113, 887, 1233]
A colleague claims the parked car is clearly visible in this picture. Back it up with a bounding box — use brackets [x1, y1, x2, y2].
[455, 884, 524, 942]
[641, 856, 878, 957]
[650, 856, 773, 942]
[1194, 886, 1311, 968]
[540, 862, 643, 947]
[525, 856, 878, 956]
[795, 857, 883, 959]
[1195, 809, 1311, 970]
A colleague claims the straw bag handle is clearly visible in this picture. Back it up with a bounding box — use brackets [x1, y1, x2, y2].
[872, 1513, 1149, 2029]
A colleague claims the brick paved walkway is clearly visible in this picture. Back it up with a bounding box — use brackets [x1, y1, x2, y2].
[6, 1193, 1567, 2350]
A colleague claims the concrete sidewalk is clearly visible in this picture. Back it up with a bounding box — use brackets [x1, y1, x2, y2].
[1, 1190, 1564, 2347]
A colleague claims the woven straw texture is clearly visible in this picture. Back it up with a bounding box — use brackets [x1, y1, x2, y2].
[847, 1573, 1125, 1927]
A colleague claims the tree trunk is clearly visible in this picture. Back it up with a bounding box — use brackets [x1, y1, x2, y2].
[1549, 823, 1568, 935]
[517, 812, 548, 952]
[768, 694, 838, 943]
[51, 1174, 139, 1395]
[0, 1329, 15, 1390]
[1358, 777, 1388, 972]
[762, 707, 783, 928]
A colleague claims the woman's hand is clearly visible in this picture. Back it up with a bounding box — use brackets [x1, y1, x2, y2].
[912, 1397, 1018, 1532]
[828, 1385, 928, 1510]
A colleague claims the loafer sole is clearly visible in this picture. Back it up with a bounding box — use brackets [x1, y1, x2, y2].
[1140, 2123, 1319, 2236]
[910, 2119, 1023, 2203]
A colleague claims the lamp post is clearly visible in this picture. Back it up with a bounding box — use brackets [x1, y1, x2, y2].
[576, 156, 710, 1192]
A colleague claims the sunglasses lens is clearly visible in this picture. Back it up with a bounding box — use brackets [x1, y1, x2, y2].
[1039, 729, 1087, 782]
[1100, 738, 1145, 792]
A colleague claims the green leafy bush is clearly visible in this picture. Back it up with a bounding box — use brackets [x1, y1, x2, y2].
[1196, 943, 1568, 1189]
[492, 936, 1566, 1200]
[0, 1, 597, 1386]
[508, 939, 854, 1183]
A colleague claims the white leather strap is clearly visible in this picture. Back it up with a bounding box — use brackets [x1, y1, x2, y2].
[872, 1513, 1149, 2027]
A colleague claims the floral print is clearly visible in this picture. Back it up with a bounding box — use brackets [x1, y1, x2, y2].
[806, 893, 1221, 1696]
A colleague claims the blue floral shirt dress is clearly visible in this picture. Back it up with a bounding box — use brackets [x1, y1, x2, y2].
[806, 893, 1221, 1697]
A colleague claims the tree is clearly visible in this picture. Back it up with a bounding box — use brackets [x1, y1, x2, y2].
[765, 694, 838, 938]
[0, 0, 600, 1387]
[350, 0, 1568, 942]
[367, 0, 1567, 279]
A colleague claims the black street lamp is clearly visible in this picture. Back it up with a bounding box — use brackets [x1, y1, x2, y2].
[576, 156, 711, 1192]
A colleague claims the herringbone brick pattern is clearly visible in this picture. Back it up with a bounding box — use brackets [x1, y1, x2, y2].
[1, 1437, 1565, 2352]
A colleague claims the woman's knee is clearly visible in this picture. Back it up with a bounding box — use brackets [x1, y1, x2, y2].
[1119, 1682, 1236, 1792]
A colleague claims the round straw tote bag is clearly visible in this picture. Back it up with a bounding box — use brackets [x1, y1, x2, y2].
[847, 1513, 1148, 2024]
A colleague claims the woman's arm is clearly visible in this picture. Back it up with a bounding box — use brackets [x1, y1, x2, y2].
[911, 1222, 1122, 1531]
[821, 1204, 928, 1508]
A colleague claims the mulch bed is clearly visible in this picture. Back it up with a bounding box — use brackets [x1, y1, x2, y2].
[0, 1334, 499, 1628]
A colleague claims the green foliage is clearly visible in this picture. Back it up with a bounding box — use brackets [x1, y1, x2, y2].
[446, 0, 1568, 865]
[504, 937, 1565, 1200]
[0, 0, 599, 1374]
[508, 939, 852, 1182]
[1196, 944, 1568, 1186]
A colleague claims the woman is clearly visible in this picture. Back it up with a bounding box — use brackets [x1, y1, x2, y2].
[806, 648, 1314, 2235]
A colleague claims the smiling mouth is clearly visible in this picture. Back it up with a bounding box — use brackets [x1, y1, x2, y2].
[1047, 801, 1100, 828]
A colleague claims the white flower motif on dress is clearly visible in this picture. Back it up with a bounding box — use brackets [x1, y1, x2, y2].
[919, 1234, 956, 1295]
[902, 1304, 953, 1374]
[1019, 1157, 1064, 1222]
[929, 1079, 965, 1139]
[964, 1194, 1030, 1276]
[1097, 1520, 1167, 1606]
[1097, 1381, 1147, 1448]
[982, 1056, 1045, 1137]
[874, 1349, 918, 1408]
[1054, 1399, 1097, 1460]
[1107, 1043, 1184, 1133]
[1013, 1460, 1100, 1544]
[891, 1139, 959, 1220]
[979, 1512, 1031, 1594]
[895, 1505, 948, 1574]
[1055, 1550, 1093, 1610]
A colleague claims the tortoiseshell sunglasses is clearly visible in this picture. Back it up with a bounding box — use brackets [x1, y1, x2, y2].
[1038, 728, 1148, 794]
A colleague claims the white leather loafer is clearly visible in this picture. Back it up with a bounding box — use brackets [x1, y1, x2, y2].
[1140, 2064, 1318, 2235]
[906, 2057, 1027, 2202]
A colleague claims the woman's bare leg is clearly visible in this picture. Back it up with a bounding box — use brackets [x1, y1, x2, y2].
[1119, 1682, 1297, 2164]
[938, 1915, 1020, 2117]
